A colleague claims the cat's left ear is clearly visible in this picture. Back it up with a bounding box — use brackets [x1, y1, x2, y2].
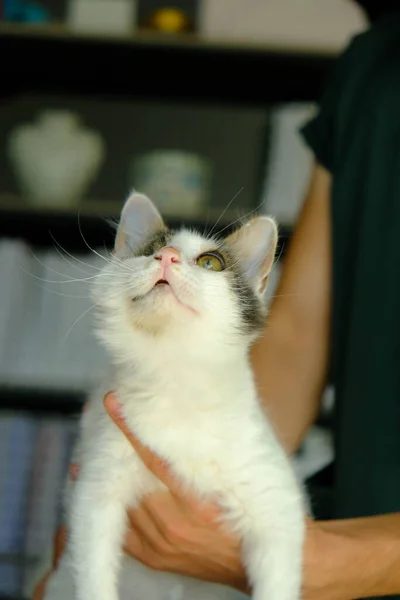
[114, 191, 165, 253]
[225, 216, 278, 295]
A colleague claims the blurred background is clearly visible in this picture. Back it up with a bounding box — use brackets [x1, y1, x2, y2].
[0, 1, 367, 598]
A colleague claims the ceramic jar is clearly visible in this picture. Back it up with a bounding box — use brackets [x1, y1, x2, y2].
[7, 110, 105, 209]
[130, 150, 212, 218]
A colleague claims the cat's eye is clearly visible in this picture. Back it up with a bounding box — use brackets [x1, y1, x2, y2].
[196, 253, 225, 272]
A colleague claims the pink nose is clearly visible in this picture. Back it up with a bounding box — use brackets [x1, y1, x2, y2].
[154, 246, 181, 267]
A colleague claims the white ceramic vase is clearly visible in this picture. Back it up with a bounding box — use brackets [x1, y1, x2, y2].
[7, 110, 105, 209]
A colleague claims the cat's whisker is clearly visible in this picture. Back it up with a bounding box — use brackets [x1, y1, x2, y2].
[51, 244, 99, 277]
[61, 302, 99, 345]
[265, 293, 300, 300]
[201, 208, 212, 241]
[28, 250, 94, 281]
[29, 248, 110, 283]
[102, 242, 116, 261]
[49, 232, 107, 273]
[112, 256, 136, 272]
[105, 216, 119, 234]
[21, 273, 131, 300]
[28, 279, 97, 300]
[207, 187, 245, 238]
[271, 244, 285, 272]
[60, 284, 140, 346]
[216, 201, 265, 239]
[224, 258, 243, 272]
[77, 212, 118, 267]
[33, 278, 133, 299]
[21, 266, 110, 286]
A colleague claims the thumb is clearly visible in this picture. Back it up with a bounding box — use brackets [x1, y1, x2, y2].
[53, 525, 68, 568]
[104, 392, 180, 492]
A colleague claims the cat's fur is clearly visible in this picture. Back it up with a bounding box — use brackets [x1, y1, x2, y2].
[43, 193, 305, 600]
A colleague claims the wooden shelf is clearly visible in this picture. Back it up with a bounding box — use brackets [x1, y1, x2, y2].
[0, 382, 332, 430]
[0, 21, 341, 56]
[0, 21, 335, 105]
[0, 196, 293, 254]
[0, 384, 85, 415]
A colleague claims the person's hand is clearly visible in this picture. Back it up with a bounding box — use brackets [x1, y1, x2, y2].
[103, 392, 249, 593]
[103, 393, 343, 600]
[32, 392, 248, 599]
[32, 526, 67, 600]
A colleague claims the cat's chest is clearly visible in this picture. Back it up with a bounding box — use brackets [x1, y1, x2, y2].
[121, 389, 236, 482]
[123, 391, 224, 445]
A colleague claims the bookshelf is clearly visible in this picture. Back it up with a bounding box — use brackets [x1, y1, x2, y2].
[0, 21, 334, 266]
[1, 22, 335, 104]
[0, 22, 335, 599]
[0, 193, 292, 255]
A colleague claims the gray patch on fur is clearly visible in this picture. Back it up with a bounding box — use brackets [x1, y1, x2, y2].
[214, 238, 265, 337]
[139, 229, 173, 257]
[120, 228, 173, 259]
[231, 270, 265, 335]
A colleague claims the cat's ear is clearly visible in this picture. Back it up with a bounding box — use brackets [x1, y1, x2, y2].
[114, 191, 164, 253]
[225, 216, 278, 295]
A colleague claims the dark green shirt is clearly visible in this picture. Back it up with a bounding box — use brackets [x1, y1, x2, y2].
[301, 12, 400, 522]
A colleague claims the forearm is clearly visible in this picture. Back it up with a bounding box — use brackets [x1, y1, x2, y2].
[251, 164, 332, 454]
[251, 312, 327, 454]
[307, 513, 400, 600]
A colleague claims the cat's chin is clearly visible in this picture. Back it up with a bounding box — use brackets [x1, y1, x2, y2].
[151, 281, 173, 295]
[128, 285, 198, 335]
[137, 281, 197, 316]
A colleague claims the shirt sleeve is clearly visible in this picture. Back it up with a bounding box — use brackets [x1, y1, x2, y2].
[300, 38, 359, 173]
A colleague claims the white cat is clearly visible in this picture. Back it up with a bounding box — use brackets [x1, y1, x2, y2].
[43, 192, 305, 600]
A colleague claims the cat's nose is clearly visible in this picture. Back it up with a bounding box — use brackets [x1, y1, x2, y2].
[154, 246, 181, 266]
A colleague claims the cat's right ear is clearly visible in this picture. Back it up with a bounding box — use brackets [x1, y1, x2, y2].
[114, 192, 164, 253]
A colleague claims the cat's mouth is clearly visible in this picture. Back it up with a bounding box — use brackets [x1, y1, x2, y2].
[133, 276, 198, 316]
[132, 279, 170, 302]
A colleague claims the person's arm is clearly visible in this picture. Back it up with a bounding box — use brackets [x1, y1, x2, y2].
[33, 393, 400, 600]
[304, 513, 400, 600]
[105, 396, 400, 600]
[252, 162, 332, 452]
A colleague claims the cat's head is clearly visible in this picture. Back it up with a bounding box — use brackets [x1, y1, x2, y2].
[94, 192, 278, 359]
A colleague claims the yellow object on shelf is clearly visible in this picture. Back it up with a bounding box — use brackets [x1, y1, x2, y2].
[145, 7, 191, 33]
